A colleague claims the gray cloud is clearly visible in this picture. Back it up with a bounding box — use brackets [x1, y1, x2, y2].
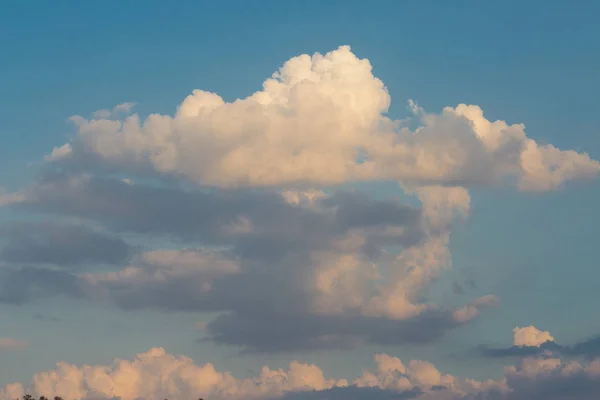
[0, 222, 132, 268]
[493, 364, 600, 400]
[279, 386, 423, 400]
[9, 173, 424, 251]
[33, 312, 61, 322]
[567, 336, 600, 358]
[0, 267, 85, 305]
[452, 267, 478, 296]
[280, 369, 600, 400]
[478, 335, 600, 359]
[0, 255, 468, 352]
[0, 174, 490, 352]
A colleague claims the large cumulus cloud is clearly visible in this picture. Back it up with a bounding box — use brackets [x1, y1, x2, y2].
[1, 45, 598, 353]
[45, 46, 599, 190]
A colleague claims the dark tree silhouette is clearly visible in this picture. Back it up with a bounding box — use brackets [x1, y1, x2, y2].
[19, 397, 58, 400]
[18, 397, 197, 400]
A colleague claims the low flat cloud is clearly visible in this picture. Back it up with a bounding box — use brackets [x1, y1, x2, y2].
[0, 222, 132, 268]
[33, 313, 60, 322]
[1, 45, 598, 355]
[280, 387, 423, 399]
[3, 347, 600, 400]
[203, 308, 468, 352]
[479, 326, 600, 359]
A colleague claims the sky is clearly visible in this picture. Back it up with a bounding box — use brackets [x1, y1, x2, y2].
[1, 1, 600, 399]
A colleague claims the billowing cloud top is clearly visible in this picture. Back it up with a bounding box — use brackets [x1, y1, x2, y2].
[47, 46, 599, 190]
[513, 326, 555, 347]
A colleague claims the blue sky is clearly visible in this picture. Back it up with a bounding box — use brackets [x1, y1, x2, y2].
[1, 2, 600, 399]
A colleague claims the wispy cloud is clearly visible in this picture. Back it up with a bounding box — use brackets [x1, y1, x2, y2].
[0, 337, 27, 351]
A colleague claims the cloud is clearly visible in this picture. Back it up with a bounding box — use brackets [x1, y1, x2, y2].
[33, 313, 61, 322]
[493, 355, 600, 400]
[202, 305, 489, 353]
[138, 248, 241, 276]
[452, 271, 477, 296]
[280, 386, 423, 399]
[91, 102, 136, 120]
[0, 348, 483, 400]
[0, 222, 132, 268]
[44, 143, 72, 163]
[0, 337, 27, 351]
[0, 267, 85, 305]
[5, 174, 423, 247]
[44, 46, 598, 190]
[513, 326, 555, 347]
[479, 326, 600, 360]
[1, 44, 598, 354]
[0, 188, 25, 206]
[0, 246, 497, 352]
[0, 174, 499, 351]
[0, 348, 347, 400]
[195, 321, 208, 331]
[7, 347, 600, 400]
[478, 326, 557, 358]
[452, 295, 500, 323]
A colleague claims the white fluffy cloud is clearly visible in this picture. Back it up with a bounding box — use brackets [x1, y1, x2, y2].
[0, 348, 488, 400]
[476, 325, 600, 360]
[48, 46, 599, 191]
[513, 326, 555, 347]
[6, 347, 600, 400]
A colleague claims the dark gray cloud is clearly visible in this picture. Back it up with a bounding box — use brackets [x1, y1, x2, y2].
[33, 312, 61, 322]
[477, 341, 559, 358]
[495, 364, 600, 400]
[0, 260, 466, 352]
[273, 361, 600, 400]
[203, 308, 463, 353]
[9, 173, 424, 254]
[0, 222, 132, 268]
[452, 281, 465, 295]
[567, 336, 600, 357]
[0, 173, 486, 352]
[452, 267, 477, 296]
[478, 335, 600, 359]
[279, 386, 423, 400]
[278, 370, 600, 400]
